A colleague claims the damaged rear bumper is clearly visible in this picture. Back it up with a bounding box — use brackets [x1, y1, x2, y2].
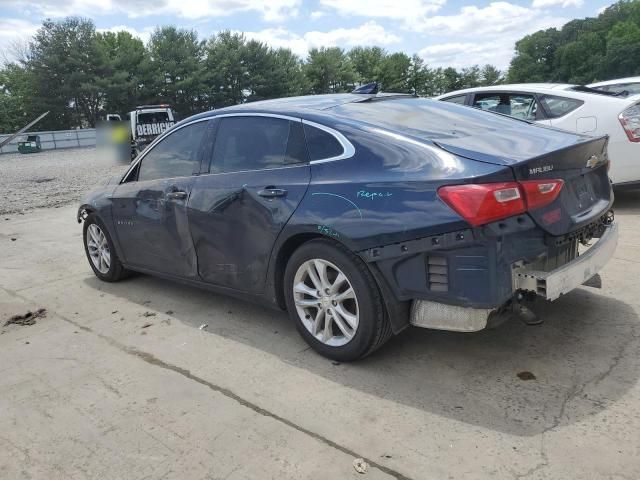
[512, 222, 618, 301]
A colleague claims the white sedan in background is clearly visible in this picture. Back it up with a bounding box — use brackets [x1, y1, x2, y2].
[436, 84, 640, 187]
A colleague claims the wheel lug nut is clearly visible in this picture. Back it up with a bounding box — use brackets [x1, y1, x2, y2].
[332, 300, 337, 306]
[325, 288, 330, 294]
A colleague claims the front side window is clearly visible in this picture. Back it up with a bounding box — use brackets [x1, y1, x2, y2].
[441, 95, 467, 105]
[538, 95, 584, 119]
[211, 116, 307, 173]
[473, 93, 539, 121]
[137, 121, 207, 182]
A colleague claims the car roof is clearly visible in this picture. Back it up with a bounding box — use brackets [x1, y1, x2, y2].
[589, 76, 640, 87]
[179, 93, 417, 124]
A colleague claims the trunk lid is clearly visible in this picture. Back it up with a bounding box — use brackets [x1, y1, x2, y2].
[436, 135, 612, 236]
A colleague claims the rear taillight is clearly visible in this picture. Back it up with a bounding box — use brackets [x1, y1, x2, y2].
[438, 182, 526, 226]
[619, 103, 640, 142]
[438, 179, 564, 227]
[519, 179, 564, 210]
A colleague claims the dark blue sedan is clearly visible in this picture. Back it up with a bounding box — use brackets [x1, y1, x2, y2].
[78, 93, 618, 361]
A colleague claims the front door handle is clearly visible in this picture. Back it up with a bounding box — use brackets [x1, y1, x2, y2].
[257, 187, 287, 198]
[166, 190, 188, 200]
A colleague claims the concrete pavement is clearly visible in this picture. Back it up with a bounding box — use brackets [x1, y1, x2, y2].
[1, 191, 640, 479]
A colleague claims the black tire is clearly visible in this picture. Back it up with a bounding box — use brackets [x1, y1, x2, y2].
[284, 238, 392, 361]
[83, 214, 129, 282]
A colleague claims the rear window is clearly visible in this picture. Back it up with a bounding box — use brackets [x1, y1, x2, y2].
[303, 124, 344, 161]
[441, 95, 467, 105]
[138, 111, 170, 123]
[596, 83, 640, 95]
[538, 95, 584, 119]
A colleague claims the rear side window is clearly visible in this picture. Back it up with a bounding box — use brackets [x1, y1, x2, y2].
[211, 116, 307, 173]
[303, 124, 343, 161]
[137, 121, 207, 182]
[472, 93, 540, 121]
[539, 95, 584, 119]
[441, 95, 467, 105]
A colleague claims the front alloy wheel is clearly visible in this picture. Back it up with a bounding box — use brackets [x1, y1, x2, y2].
[293, 259, 359, 347]
[82, 214, 129, 282]
[86, 223, 111, 274]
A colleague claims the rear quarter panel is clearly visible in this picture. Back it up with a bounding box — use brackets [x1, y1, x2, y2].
[281, 119, 514, 251]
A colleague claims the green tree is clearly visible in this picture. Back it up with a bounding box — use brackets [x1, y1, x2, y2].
[378, 52, 412, 92]
[480, 65, 503, 86]
[304, 47, 355, 94]
[508, 0, 640, 83]
[147, 26, 205, 117]
[441, 67, 462, 92]
[604, 20, 640, 78]
[508, 28, 560, 83]
[94, 31, 149, 116]
[459, 65, 481, 89]
[205, 31, 248, 107]
[348, 46, 386, 85]
[0, 64, 34, 133]
[29, 17, 108, 128]
[407, 54, 429, 95]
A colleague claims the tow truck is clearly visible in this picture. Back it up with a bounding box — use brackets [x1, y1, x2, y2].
[127, 104, 175, 159]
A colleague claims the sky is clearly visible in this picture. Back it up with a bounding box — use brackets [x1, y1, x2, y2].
[0, 0, 614, 70]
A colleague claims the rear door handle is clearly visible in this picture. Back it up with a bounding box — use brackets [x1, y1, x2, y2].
[166, 190, 188, 200]
[257, 187, 287, 198]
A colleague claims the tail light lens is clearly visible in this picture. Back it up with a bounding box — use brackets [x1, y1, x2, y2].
[519, 179, 564, 210]
[438, 179, 564, 226]
[438, 182, 526, 226]
[619, 103, 640, 142]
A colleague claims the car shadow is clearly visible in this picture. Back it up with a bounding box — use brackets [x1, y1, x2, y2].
[83, 275, 639, 437]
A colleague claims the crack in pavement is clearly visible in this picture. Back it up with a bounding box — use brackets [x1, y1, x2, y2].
[513, 434, 549, 479]
[0, 287, 413, 480]
[543, 331, 637, 434]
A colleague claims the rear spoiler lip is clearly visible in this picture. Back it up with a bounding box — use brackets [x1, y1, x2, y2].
[434, 134, 609, 167]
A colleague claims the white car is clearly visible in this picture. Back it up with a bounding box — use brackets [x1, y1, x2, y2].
[589, 77, 640, 96]
[436, 84, 640, 187]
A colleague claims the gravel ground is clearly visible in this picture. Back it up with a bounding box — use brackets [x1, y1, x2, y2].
[0, 147, 128, 215]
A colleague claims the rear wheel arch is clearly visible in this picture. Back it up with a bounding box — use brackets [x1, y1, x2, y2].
[273, 233, 409, 336]
[273, 232, 326, 309]
[272, 231, 365, 309]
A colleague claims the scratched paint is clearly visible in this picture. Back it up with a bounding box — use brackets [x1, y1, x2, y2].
[311, 192, 363, 220]
[356, 190, 393, 200]
[317, 225, 340, 238]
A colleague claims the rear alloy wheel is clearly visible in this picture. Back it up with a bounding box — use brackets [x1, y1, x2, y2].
[293, 259, 359, 347]
[83, 214, 129, 282]
[284, 239, 392, 361]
